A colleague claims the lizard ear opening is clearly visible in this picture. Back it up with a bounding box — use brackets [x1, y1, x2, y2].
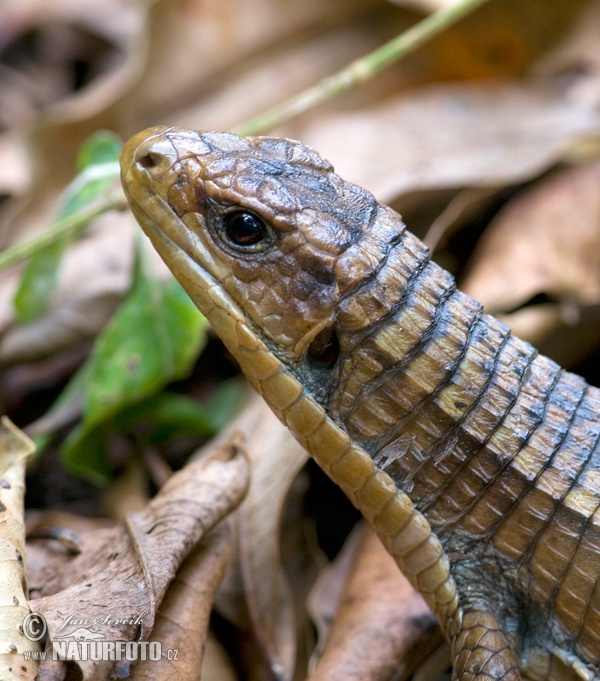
[306, 325, 340, 371]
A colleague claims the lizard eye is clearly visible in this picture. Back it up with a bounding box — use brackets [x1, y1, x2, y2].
[221, 210, 272, 252]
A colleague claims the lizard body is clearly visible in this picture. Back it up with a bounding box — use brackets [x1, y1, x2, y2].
[120, 127, 600, 680]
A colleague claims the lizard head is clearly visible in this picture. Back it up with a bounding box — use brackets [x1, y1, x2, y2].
[120, 126, 377, 399]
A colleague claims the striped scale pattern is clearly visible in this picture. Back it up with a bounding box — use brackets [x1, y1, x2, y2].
[120, 127, 600, 681]
[332, 206, 600, 678]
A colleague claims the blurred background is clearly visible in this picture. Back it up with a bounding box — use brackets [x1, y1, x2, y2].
[1, 0, 600, 679]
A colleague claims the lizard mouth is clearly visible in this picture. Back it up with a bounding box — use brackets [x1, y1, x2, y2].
[120, 132, 249, 331]
[120, 132, 294, 399]
[121, 128, 336, 363]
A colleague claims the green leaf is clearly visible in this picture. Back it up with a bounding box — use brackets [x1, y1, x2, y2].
[196, 378, 245, 432]
[31, 359, 93, 456]
[116, 380, 245, 444]
[60, 426, 113, 485]
[13, 239, 68, 323]
[60, 242, 208, 482]
[76, 130, 122, 170]
[58, 162, 120, 219]
[13, 131, 122, 323]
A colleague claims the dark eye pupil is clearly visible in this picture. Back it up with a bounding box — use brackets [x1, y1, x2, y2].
[224, 211, 267, 247]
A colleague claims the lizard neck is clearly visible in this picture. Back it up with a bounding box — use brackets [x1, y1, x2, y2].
[330, 208, 582, 535]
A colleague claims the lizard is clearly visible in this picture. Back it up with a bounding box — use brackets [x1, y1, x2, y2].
[120, 126, 600, 681]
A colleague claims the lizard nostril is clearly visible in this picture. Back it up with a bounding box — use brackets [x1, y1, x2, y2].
[136, 151, 163, 170]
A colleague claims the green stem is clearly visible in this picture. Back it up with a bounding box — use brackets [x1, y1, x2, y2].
[1, 0, 489, 270]
[0, 187, 126, 271]
[234, 0, 492, 136]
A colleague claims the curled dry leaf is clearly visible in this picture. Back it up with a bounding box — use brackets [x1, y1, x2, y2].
[0, 417, 38, 680]
[26, 434, 249, 680]
[125, 435, 249, 639]
[288, 81, 600, 204]
[461, 160, 600, 366]
[131, 524, 234, 681]
[0, 0, 145, 252]
[26, 511, 115, 584]
[0, 0, 142, 128]
[212, 394, 309, 681]
[534, 0, 600, 112]
[307, 525, 440, 681]
[119, 0, 382, 127]
[236, 397, 308, 680]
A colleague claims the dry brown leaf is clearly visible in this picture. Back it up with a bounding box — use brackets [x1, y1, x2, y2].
[460, 159, 600, 365]
[236, 398, 308, 680]
[125, 439, 248, 641]
[307, 524, 365, 661]
[535, 0, 600, 112]
[307, 525, 440, 681]
[0, 0, 146, 255]
[462, 160, 600, 311]
[26, 510, 115, 577]
[26, 435, 249, 680]
[286, 81, 600, 204]
[0, 0, 142, 128]
[200, 630, 238, 681]
[0, 417, 39, 679]
[131, 524, 233, 681]
[173, 8, 405, 134]
[210, 395, 309, 680]
[116, 0, 383, 127]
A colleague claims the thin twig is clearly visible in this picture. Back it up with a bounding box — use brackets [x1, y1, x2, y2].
[0, 0, 490, 270]
[0, 187, 126, 271]
[234, 0, 492, 136]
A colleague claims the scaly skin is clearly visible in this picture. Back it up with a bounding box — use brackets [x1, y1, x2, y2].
[120, 126, 600, 681]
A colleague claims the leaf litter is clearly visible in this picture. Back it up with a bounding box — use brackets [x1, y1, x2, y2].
[0, 418, 39, 680]
[1, 0, 600, 680]
[26, 432, 249, 680]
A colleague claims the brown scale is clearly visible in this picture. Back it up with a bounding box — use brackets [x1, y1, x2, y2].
[121, 126, 600, 681]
